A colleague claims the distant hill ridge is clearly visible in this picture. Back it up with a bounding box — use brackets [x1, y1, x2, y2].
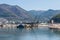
[28, 9, 60, 22]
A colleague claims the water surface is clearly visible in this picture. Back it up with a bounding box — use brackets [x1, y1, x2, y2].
[0, 27, 60, 40]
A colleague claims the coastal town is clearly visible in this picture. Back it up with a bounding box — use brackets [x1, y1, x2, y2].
[0, 18, 59, 31]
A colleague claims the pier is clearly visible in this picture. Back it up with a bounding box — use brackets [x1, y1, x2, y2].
[49, 23, 60, 30]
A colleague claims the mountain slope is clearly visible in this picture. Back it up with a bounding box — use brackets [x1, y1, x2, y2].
[50, 14, 60, 23]
[28, 9, 60, 22]
[0, 4, 32, 21]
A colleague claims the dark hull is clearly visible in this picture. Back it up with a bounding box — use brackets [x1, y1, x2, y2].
[17, 25, 24, 29]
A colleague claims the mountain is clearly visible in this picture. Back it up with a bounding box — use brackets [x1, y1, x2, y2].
[50, 14, 60, 23]
[0, 4, 32, 21]
[28, 10, 45, 22]
[28, 9, 60, 22]
[28, 10, 44, 16]
[0, 4, 60, 23]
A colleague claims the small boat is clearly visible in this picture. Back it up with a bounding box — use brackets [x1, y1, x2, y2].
[17, 24, 24, 29]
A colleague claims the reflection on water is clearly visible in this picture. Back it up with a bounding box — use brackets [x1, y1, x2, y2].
[0, 27, 60, 40]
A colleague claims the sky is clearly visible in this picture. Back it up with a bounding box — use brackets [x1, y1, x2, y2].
[0, 0, 60, 10]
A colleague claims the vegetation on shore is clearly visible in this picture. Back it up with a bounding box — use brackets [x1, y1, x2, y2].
[50, 14, 60, 23]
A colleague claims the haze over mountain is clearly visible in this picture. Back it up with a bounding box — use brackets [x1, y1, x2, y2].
[29, 9, 60, 22]
[0, 4, 60, 22]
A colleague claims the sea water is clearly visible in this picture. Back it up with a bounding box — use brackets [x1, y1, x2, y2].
[0, 27, 60, 40]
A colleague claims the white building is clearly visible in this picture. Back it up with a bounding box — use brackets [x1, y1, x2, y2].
[0, 18, 8, 24]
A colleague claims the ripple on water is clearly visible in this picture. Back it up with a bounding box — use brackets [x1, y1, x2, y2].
[0, 28, 60, 40]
